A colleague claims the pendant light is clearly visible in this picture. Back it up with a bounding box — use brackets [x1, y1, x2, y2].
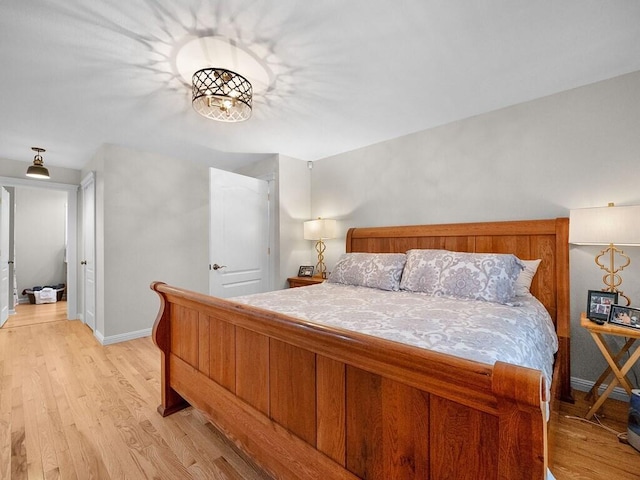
[26, 147, 50, 179]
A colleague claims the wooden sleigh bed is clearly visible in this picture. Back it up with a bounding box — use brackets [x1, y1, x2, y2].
[151, 218, 571, 480]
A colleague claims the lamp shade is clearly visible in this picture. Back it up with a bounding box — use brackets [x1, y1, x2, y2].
[569, 204, 640, 246]
[304, 218, 336, 240]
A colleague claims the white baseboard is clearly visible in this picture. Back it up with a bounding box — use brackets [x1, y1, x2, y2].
[571, 376, 631, 402]
[94, 328, 152, 346]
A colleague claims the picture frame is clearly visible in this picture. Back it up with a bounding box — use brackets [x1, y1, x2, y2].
[609, 305, 640, 329]
[586, 290, 618, 322]
[298, 265, 314, 277]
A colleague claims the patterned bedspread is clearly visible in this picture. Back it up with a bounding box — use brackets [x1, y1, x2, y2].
[233, 283, 558, 387]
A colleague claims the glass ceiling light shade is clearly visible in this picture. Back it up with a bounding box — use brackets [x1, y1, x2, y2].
[26, 147, 50, 179]
[569, 203, 640, 305]
[192, 68, 252, 122]
[304, 218, 337, 278]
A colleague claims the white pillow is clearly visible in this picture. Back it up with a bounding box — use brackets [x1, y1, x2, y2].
[515, 259, 542, 296]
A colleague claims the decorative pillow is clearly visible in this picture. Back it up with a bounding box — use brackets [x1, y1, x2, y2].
[515, 259, 542, 296]
[400, 249, 524, 304]
[398, 249, 447, 295]
[327, 253, 406, 291]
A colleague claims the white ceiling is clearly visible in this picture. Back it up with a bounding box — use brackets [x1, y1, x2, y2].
[1, 1, 639, 172]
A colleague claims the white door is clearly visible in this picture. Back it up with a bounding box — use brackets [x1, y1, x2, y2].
[209, 168, 270, 298]
[0, 187, 9, 327]
[81, 173, 96, 330]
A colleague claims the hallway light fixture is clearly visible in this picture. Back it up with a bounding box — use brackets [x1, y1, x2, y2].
[26, 147, 50, 179]
[192, 68, 252, 122]
[569, 202, 640, 305]
[304, 218, 337, 279]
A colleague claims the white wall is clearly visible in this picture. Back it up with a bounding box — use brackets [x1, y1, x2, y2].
[311, 70, 640, 387]
[277, 155, 312, 288]
[14, 187, 67, 301]
[82, 144, 211, 342]
[79, 146, 311, 343]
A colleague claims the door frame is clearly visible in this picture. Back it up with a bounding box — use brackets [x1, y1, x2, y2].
[0, 187, 9, 326]
[259, 173, 276, 293]
[0, 175, 78, 320]
[80, 172, 95, 329]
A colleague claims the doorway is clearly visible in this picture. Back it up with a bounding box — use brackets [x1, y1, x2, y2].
[0, 176, 78, 322]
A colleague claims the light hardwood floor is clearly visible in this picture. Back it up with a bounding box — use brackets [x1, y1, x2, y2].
[551, 389, 640, 479]
[2, 305, 640, 479]
[1, 305, 268, 480]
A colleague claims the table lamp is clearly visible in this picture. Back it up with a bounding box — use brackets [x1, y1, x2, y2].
[303, 218, 337, 278]
[569, 203, 640, 305]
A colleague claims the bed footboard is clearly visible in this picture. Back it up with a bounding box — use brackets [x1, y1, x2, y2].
[151, 282, 548, 480]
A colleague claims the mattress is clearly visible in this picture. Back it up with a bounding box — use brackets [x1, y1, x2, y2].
[233, 282, 558, 389]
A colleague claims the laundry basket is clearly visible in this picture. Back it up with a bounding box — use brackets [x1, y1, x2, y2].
[22, 284, 65, 304]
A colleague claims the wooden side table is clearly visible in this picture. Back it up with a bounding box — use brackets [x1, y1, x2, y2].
[287, 276, 325, 288]
[581, 312, 640, 419]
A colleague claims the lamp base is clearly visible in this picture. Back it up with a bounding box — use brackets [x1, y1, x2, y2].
[596, 244, 631, 306]
[314, 239, 327, 279]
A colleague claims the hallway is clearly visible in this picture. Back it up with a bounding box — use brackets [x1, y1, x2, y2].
[2, 301, 68, 329]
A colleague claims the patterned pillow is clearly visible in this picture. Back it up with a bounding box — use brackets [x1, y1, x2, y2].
[327, 253, 407, 291]
[400, 249, 524, 304]
[398, 249, 447, 295]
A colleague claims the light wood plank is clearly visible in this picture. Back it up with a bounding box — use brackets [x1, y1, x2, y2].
[269, 339, 316, 446]
[3, 301, 68, 329]
[316, 355, 346, 465]
[235, 327, 269, 415]
[0, 314, 268, 480]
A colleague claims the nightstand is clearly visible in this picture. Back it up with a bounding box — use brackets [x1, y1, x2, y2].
[581, 312, 640, 419]
[287, 276, 325, 288]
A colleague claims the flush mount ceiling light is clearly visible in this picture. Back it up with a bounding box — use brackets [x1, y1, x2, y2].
[26, 147, 50, 179]
[192, 68, 252, 122]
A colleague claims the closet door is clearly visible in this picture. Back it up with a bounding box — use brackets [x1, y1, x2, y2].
[81, 173, 96, 330]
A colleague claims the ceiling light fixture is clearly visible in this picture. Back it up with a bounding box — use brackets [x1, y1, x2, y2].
[192, 68, 252, 122]
[26, 147, 50, 179]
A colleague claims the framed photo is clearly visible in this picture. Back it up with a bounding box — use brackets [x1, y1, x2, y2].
[298, 265, 314, 277]
[609, 305, 640, 329]
[587, 290, 618, 322]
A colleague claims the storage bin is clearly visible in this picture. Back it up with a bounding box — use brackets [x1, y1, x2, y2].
[22, 284, 65, 304]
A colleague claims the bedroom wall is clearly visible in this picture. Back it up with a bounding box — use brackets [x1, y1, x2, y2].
[276, 155, 313, 288]
[82, 144, 211, 342]
[310, 70, 640, 390]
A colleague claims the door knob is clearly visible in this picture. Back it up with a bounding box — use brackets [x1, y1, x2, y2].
[211, 263, 226, 271]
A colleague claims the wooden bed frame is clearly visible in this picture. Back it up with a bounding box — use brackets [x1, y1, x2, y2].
[151, 218, 571, 480]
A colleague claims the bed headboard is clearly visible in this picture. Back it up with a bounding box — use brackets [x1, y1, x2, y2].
[346, 218, 572, 401]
